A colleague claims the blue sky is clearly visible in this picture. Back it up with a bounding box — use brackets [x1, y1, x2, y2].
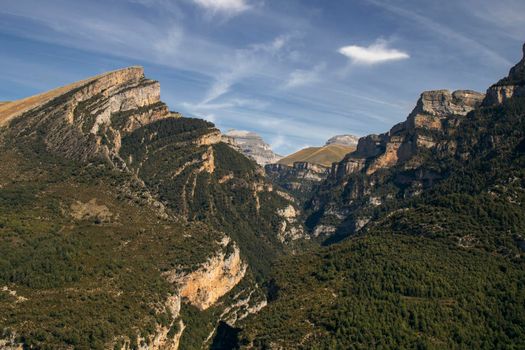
[1, 0, 524, 155]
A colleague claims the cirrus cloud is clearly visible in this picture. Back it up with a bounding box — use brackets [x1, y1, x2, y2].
[284, 63, 326, 88]
[338, 40, 410, 65]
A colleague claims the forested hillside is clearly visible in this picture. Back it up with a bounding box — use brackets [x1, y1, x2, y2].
[237, 47, 525, 349]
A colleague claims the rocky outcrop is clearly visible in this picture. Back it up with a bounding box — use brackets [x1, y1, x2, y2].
[0, 66, 299, 350]
[309, 89, 485, 240]
[266, 135, 357, 202]
[196, 129, 222, 146]
[163, 236, 247, 311]
[276, 204, 306, 243]
[70, 198, 113, 223]
[222, 130, 282, 165]
[0, 337, 23, 350]
[116, 295, 184, 350]
[484, 43, 525, 106]
[407, 90, 485, 127]
[335, 89, 485, 177]
[4, 67, 172, 164]
[266, 162, 329, 183]
[325, 134, 359, 146]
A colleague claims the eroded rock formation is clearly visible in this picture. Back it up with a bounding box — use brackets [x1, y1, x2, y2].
[308, 89, 485, 239]
[222, 130, 282, 165]
[5, 67, 172, 164]
[334, 89, 485, 178]
[325, 134, 359, 146]
[163, 236, 247, 311]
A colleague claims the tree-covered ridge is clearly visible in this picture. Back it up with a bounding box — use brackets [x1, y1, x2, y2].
[0, 142, 224, 349]
[0, 113, 295, 348]
[120, 117, 296, 278]
[238, 96, 525, 348]
[240, 235, 525, 349]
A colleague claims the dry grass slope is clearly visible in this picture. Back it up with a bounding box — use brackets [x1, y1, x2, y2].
[278, 144, 355, 167]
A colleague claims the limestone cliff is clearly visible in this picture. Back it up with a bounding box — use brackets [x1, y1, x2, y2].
[222, 129, 282, 165]
[276, 204, 306, 243]
[265, 162, 330, 203]
[266, 135, 357, 204]
[0, 67, 295, 349]
[334, 89, 485, 178]
[325, 134, 359, 146]
[308, 89, 485, 239]
[163, 236, 247, 311]
[116, 295, 183, 350]
[3, 67, 171, 164]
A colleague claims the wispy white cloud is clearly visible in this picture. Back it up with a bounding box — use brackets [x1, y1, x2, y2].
[181, 97, 268, 114]
[338, 40, 409, 65]
[191, 0, 249, 15]
[2, 0, 520, 156]
[285, 63, 326, 88]
[153, 27, 183, 55]
[366, 0, 512, 66]
[201, 35, 291, 103]
[465, 0, 525, 41]
[202, 75, 236, 104]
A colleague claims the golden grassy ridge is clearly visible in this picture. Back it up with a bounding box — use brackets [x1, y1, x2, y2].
[278, 143, 355, 167]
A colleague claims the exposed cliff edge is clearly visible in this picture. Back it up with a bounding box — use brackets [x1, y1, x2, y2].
[237, 42, 525, 349]
[4, 66, 172, 164]
[265, 162, 330, 202]
[308, 89, 485, 239]
[116, 295, 183, 350]
[334, 89, 485, 177]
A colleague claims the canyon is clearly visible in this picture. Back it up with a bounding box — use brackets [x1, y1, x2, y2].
[1, 42, 524, 350]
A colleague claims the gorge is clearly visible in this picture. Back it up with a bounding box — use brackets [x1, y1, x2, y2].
[0, 38, 524, 350]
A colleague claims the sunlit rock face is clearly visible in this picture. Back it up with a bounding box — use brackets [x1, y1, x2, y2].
[325, 134, 359, 146]
[163, 237, 247, 311]
[336, 89, 485, 178]
[308, 88, 485, 239]
[222, 129, 282, 166]
[4, 66, 172, 163]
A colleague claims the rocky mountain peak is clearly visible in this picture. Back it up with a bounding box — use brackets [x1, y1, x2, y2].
[0, 66, 149, 126]
[409, 89, 484, 120]
[325, 134, 359, 146]
[222, 129, 282, 165]
[336, 87, 485, 179]
[4, 66, 172, 163]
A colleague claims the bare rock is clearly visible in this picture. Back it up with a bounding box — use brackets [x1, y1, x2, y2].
[222, 130, 282, 166]
[163, 236, 247, 311]
[325, 134, 359, 146]
[70, 198, 113, 223]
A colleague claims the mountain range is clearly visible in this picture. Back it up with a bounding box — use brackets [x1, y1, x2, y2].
[0, 41, 524, 350]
